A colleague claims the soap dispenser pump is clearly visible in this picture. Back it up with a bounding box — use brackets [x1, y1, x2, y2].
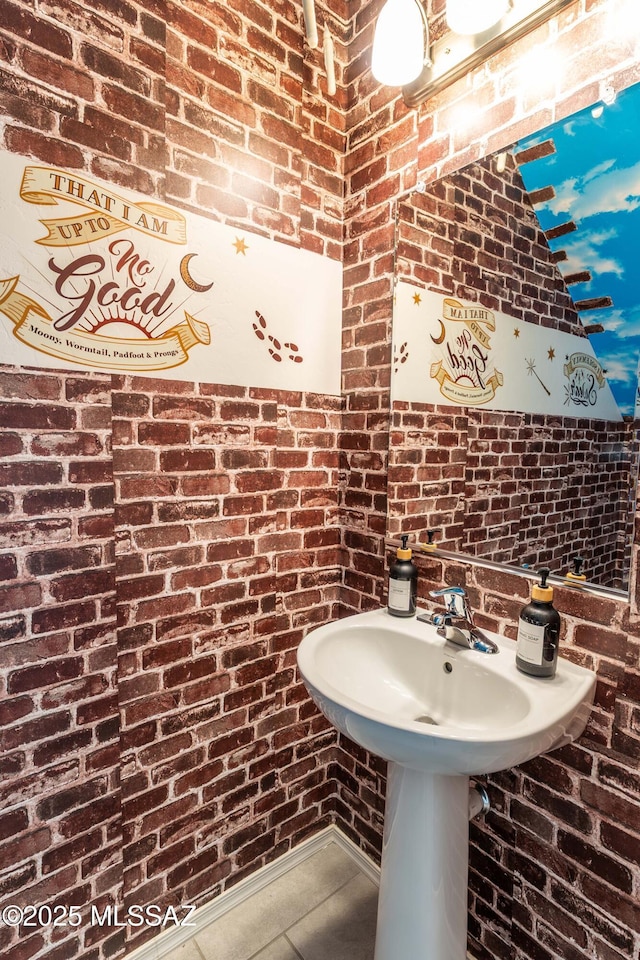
[388, 535, 418, 618]
[565, 555, 587, 586]
[420, 529, 438, 552]
[516, 568, 561, 678]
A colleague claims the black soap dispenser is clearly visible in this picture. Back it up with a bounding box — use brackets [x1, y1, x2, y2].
[516, 568, 561, 678]
[388, 535, 418, 618]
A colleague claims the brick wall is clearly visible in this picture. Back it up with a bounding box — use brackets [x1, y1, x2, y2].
[0, 369, 123, 960]
[113, 378, 343, 936]
[388, 400, 467, 548]
[389, 401, 633, 588]
[0, 366, 343, 958]
[452, 154, 584, 335]
[396, 153, 585, 334]
[1, 2, 640, 960]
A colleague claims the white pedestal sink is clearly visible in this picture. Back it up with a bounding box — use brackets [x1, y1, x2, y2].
[297, 608, 596, 960]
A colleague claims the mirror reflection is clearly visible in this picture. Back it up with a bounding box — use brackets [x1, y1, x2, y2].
[389, 82, 640, 594]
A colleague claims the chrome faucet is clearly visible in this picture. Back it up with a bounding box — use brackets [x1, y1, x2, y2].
[418, 586, 499, 654]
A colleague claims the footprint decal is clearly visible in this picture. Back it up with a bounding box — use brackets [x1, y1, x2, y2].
[394, 340, 409, 373]
[253, 311, 304, 365]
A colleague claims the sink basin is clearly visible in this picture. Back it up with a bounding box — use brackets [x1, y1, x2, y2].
[298, 608, 596, 960]
[297, 607, 596, 776]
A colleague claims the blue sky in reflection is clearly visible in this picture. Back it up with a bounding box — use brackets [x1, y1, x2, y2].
[514, 81, 640, 417]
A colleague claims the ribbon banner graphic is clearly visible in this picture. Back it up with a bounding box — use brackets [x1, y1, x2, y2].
[0, 165, 211, 373]
[563, 352, 606, 388]
[430, 359, 504, 406]
[442, 298, 496, 350]
[0, 276, 211, 372]
[563, 351, 607, 408]
[20, 166, 187, 247]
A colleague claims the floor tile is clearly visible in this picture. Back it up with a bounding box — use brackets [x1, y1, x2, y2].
[286, 873, 378, 960]
[250, 936, 301, 960]
[161, 939, 206, 960]
[195, 843, 361, 960]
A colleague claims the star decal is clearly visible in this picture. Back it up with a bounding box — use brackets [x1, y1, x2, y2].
[548, 347, 555, 360]
[513, 328, 520, 339]
[233, 237, 248, 255]
[413, 292, 421, 305]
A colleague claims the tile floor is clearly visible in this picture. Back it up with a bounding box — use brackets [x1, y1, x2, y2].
[165, 842, 378, 960]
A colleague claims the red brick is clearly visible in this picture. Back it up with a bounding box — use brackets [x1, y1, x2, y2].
[0, 432, 24, 456]
[31, 601, 98, 634]
[27, 546, 102, 576]
[33, 729, 93, 768]
[8, 657, 84, 694]
[0, 808, 29, 842]
[58, 793, 121, 839]
[50, 569, 115, 602]
[138, 422, 191, 446]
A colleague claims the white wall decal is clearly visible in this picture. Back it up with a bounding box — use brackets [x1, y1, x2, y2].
[0, 152, 342, 395]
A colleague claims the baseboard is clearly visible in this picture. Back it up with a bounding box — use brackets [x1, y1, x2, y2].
[124, 824, 379, 960]
[328, 825, 381, 887]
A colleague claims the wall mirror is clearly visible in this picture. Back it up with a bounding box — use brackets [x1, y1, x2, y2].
[388, 81, 640, 596]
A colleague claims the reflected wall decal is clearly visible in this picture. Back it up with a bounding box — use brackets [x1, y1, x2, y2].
[392, 284, 621, 420]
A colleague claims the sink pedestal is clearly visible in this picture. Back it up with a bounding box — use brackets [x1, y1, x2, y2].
[374, 764, 470, 960]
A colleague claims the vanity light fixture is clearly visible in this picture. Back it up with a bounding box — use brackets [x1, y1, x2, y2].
[371, 0, 431, 87]
[446, 0, 511, 36]
[401, 0, 575, 107]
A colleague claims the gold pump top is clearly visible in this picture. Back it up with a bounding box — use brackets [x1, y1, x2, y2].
[531, 568, 553, 602]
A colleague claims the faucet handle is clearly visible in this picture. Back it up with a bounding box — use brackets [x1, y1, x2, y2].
[429, 586, 469, 619]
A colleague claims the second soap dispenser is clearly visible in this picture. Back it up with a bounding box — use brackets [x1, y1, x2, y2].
[516, 568, 561, 678]
[388, 535, 418, 618]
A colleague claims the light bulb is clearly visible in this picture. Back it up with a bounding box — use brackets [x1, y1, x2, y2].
[371, 0, 426, 87]
[446, 0, 509, 35]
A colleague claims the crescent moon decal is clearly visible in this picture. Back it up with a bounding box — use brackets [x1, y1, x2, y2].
[430, 319, 446, 345]
[180, 254, 214, 293]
